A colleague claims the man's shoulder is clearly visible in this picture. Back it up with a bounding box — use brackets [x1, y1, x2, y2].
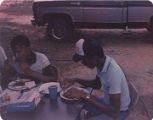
[34, 52, 51, 65]
[106, 56, 123, 75]
[34, 52, 48, 59]
[31, 52, 51, 68]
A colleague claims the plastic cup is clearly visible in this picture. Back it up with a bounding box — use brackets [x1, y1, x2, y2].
[48, 86, 57, 99]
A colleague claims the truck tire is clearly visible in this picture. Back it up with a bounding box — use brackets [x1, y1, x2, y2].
[150, 20, 153, 33]
[47, 18, 73, 42]
[148, 18, 153, 32]
[149, 18, 153, 41]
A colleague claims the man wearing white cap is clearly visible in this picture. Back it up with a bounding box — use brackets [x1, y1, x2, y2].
[62, 38, 131, 120]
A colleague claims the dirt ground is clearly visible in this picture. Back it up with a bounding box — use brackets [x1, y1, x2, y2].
[0, 1, 153, 120]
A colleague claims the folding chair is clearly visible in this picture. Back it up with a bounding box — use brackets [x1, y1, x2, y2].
[124, 81, 139, 119]
[118, 65, 139, 119]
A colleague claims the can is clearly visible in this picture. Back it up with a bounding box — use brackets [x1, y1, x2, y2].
[48, 86, 57, 99]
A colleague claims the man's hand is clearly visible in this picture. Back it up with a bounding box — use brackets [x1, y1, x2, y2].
[60, 78, 76, 90]
[64, 87, 88, 99]
[18, 63, 56, 83]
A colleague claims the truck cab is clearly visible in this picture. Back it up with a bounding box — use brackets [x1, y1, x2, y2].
[32, 0, 153, 42]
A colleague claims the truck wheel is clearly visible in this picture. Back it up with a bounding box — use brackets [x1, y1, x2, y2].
[148, 18, 153, 32]
[149, 18, 153, 41]
[47, 18, 73, 42]
[150, 20, 153, 33]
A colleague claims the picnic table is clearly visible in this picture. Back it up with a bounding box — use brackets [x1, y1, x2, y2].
[1, 96, 83, 120]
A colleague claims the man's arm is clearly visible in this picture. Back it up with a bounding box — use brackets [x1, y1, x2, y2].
[64, 87, 120, 118]
[61, 76, 102, 90]
[20, 63, 57, 83]
[84, 94, 120, 118]
[75, 76, 101, 89]
[83, 69, 122, 118]
[42, 65, 58, 82]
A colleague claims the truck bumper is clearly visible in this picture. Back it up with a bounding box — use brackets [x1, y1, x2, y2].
[31, 18, 36, 26]
[31, 18, 44, 26]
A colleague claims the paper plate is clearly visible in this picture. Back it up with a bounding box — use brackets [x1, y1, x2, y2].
[60, 91, 78, 101]
[39, 82, 62, 94]
[60, 86, 89, 101]
[8, 79, 35, 91]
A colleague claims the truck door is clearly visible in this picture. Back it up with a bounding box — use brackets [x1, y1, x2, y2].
[127, 0, 153, 28]
[82, 0, 126, 27]
[68, 1, 84, 23]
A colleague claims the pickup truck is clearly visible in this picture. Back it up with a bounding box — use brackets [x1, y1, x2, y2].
[31, 0, 153, 42]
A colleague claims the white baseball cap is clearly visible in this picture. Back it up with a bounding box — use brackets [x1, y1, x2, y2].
[72, 38, 104, 62]
[72, 39, 85, 62]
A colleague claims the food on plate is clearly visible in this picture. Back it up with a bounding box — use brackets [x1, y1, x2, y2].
[18, 79, 29, 83]
[63, 91, 73, 99]
[13, 82, 25, 86]
[61, 86, 89, 100]
[63, 88, 76, 99]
